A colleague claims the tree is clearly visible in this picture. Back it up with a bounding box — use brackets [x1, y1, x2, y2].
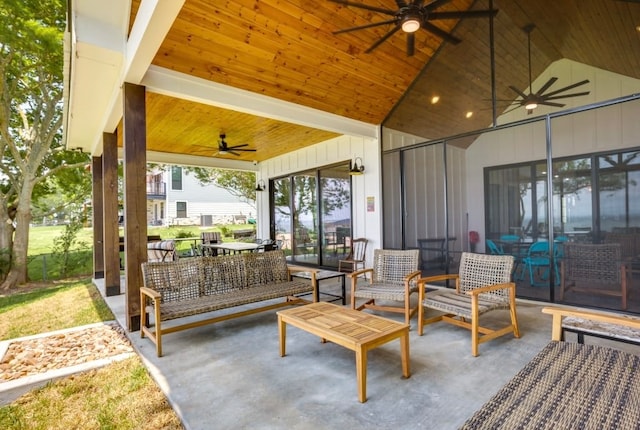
[0, 0, 89, 289]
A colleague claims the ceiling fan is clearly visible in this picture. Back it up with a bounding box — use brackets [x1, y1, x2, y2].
[196, 133, 257, 157]
[329, 0, 498, 56]
[505, 24, 590, 114]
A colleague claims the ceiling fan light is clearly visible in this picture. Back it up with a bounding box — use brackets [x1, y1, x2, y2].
[524, 102, 538, 110]
[401, 15, 421, 33]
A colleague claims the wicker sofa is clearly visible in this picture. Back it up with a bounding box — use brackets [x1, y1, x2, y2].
[460, 307, 640, 429]
[140, 250, 317, 356]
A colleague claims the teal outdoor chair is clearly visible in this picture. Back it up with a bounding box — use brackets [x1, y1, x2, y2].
[486, 239, 504, 255]
[500, 234, 521, 243]
[519, 241, 560, 286]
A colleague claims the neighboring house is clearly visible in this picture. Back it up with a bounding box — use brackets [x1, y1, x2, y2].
[146, 166, 255, 227]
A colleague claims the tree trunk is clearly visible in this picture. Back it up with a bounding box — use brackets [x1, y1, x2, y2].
[0, 186, 33, 290]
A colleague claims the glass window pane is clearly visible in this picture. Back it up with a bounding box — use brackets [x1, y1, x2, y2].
[273, 178, 291, 254]
[292, 172, 318, 265]
[176, 201, 186, 218]
[319, 165, 351, 268]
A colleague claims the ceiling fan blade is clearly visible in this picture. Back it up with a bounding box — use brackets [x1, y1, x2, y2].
[534, 77, 558, 96]
[538, 101, 566, 108]
[328, 0, 396, 16]
[230, 148, 257, 152]
[229, 143, 249, 149]
[544, 91, 590, 101]
[407, 32, 415, 57]
[428, 10, 498, 20]
[542, 79, 590, 98]
[333, 19, 398, 35]
[365, 25, 401, 53]
[422, 22, 461, 44]
[395, 0, 409, 7]
[508, 85, 528, 99]
[501, 104, 523, 115]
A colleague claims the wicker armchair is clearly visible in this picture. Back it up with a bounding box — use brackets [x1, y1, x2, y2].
[418, 252, 520, 356]
[349, 249, 421, 324]
[559, 243, 629, 310]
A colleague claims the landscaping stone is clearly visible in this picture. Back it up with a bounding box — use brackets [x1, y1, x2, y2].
[0, 322, 133, 382]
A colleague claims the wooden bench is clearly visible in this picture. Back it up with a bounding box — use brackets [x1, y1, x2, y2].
[461, 307, 640, 429]
[140, 250, 317, 356]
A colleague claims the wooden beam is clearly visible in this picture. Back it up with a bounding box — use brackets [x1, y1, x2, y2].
[123, 82, 147, 332]
[102, 133, 121, 296]
[91, 156, 104, 279]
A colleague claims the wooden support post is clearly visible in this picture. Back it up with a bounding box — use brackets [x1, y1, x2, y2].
[123, 82, 147, 332]
[91, 156, 104, 279]
[103, 133, 121, 296]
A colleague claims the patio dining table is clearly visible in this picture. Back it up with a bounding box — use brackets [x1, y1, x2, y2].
[202, 242, 262, 255]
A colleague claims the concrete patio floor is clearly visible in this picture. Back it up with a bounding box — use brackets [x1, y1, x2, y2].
[97, 278, 557, 430]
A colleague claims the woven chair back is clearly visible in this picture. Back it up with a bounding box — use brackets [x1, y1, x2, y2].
[458, 252, 514, 299]
[562, 243, 622, 284]
[244, 250, 289, 285]
[371, 249, 419, 285]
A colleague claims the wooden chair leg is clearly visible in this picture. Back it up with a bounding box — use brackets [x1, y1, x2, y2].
[471, 295, 480, 357]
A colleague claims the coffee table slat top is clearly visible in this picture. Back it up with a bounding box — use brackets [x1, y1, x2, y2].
[278, 302, 408, 348]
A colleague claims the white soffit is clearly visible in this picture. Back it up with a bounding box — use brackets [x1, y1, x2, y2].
[65, 0, 128, 154]
[124, 150, 258, 172]
[142, 66, 379, 140]
[103, 0, 185, 134]
[66, 0, 184, 155]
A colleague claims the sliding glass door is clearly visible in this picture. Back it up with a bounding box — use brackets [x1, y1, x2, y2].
[270, 162, 351, 267]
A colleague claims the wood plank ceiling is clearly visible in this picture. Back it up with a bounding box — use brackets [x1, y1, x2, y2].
[131, 0, 640, 161]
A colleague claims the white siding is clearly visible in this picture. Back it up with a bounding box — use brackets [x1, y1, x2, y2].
[467, 62, 640, 252]
[153, 167, 256, 226]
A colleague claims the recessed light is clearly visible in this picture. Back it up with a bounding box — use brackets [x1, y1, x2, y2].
[465, 111, 473, 118]
[431, 96, 440, 104]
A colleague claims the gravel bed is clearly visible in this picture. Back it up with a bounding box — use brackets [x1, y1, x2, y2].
[0, 322, 134, 382]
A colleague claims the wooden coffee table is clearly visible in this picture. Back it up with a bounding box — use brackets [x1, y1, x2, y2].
[277, 302, 410, 402]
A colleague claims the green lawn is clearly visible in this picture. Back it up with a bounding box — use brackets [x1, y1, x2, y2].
[0, 278, 183, 429]
[26, 223, 256, 281]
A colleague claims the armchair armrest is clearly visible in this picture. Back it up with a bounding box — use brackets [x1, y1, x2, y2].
[287, 265, 318, 275]
[140, 286, 161, 302]
[349, 267, 374, 279]
[466, 282, 515, 296]
[417, 274, 459, 301]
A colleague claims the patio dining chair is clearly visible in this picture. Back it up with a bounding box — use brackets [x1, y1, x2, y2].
[350, 249, 421, 324]
[486, 239, 504, 255]
[338, 238, 368, 275]
[519, 241, 560, 286]
[147, 240, 177, 262]
[201, 231, 222, 256]
[417, 252, 519, 356]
